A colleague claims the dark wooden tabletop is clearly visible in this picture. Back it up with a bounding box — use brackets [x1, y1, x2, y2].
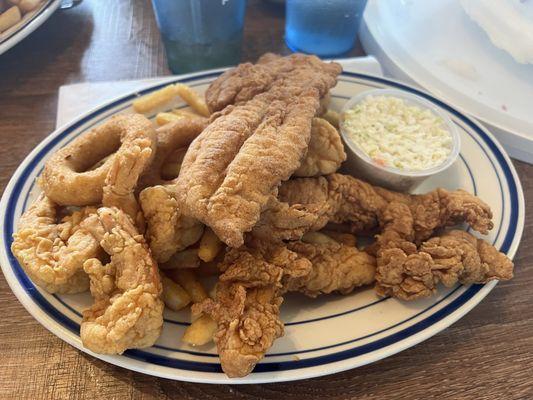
[0, 1, 531, 399]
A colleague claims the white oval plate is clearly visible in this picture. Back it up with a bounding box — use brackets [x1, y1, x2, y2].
[0, 0, 61, 56]
[0, 71, 524, 384]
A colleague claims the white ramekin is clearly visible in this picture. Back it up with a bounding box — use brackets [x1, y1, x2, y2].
[339, 88, 461, 192]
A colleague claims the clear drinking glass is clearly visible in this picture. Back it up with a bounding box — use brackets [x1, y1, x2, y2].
[285, 0, 368, 57]
[151, 0, 247, 74]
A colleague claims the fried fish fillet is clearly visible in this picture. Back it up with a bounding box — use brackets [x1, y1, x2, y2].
[174, 54, 342, 248]
[205, 53, 340, 113]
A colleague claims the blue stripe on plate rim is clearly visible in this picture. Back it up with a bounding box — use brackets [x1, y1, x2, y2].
[0, 71, 523, 377]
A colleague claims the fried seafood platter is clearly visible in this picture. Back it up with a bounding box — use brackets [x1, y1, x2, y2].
[6, 53, 519, 381]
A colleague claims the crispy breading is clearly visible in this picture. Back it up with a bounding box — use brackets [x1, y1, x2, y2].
[194, 239, 375, 377]
[138, 117, 207, 189]
[80, 207, 164, 354]
[285, 241, 375, 297]
[102, 136, 153, 223]
[139, 185, 203, 262]
[194, 243, 306, 377]
[11, 194, 99, 294]
[255, 173, 494, 243]
[375, 230, 514, 300]
[175, 54, 342, 248]
[205, 53, 341, 113]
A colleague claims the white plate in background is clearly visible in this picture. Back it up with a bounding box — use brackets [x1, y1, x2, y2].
[0, 0, 61, 56]
[360, 0, 533, 163]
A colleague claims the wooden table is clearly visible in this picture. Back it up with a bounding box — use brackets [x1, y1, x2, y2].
[1, 1, 531, 399]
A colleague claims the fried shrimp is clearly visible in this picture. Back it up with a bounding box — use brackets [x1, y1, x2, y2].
[80, 207, 164, 354]
[11, 194, 100, 294]
[41, 114, 156, 206]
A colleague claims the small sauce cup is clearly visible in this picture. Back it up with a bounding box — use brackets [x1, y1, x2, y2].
[339, 88, 461, 192]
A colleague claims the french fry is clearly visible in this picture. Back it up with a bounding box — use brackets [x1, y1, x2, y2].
[132, 84, 179, 113]
[322, 110, 340, 129]
[182, 314, 217, 346]
[321, 230, 357, 247]
[19, 0, 41, 12]
[155, 112, 184, 126]
[175, 84, 210, 117]
[160, 248, 200, 270]
[167, 269, 208, 303]
[198, 228, 223, 262]
[0, 6, 21, 33]
[171, 107, 203, 119]
[161, 274, 191, 311]
[301, 231, 338, 245]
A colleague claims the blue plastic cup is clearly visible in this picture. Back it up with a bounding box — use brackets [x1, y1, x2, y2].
[151, 0, 247, 74]
[285, 0, 368, 57]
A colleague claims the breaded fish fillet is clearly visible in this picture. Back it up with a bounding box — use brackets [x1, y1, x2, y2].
[174, 54, 342, 248]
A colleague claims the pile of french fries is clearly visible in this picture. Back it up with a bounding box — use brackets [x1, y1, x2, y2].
[132, 86, 221, 347]
[0, 0, 44, 34]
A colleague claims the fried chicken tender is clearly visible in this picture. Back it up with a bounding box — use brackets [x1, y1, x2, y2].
[80, 207, 164, 354]
[285, 241, 375, 297]
[375, 230, 514, 300]
[11, 194, 99, 294]
[194, 243, 309, 377]
[175, 54, 342, 248]
[139, 185, 203, 262]
[195, 239, 375, 377]
[294, 118, 346, 177]
[254, 173, 494, 243]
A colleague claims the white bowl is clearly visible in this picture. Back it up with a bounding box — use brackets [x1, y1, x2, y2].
[339, 88, 461, 192]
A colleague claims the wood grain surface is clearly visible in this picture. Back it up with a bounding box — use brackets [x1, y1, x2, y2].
[0, 1, 531, 399]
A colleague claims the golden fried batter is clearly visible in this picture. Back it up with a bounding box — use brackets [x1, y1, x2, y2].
[139, 185, 204, 262]
[286, 241, 375, 297]
[255, 173, 494, 244]
[80, 207, 164, 354]
[195, 238, 375, 377]
[41, 114, 156, 206]
[175, 54, 342, 248]
[375, 230, 514, 300]
[103, 136, 154, 223]
[11, 194, 99, 294]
